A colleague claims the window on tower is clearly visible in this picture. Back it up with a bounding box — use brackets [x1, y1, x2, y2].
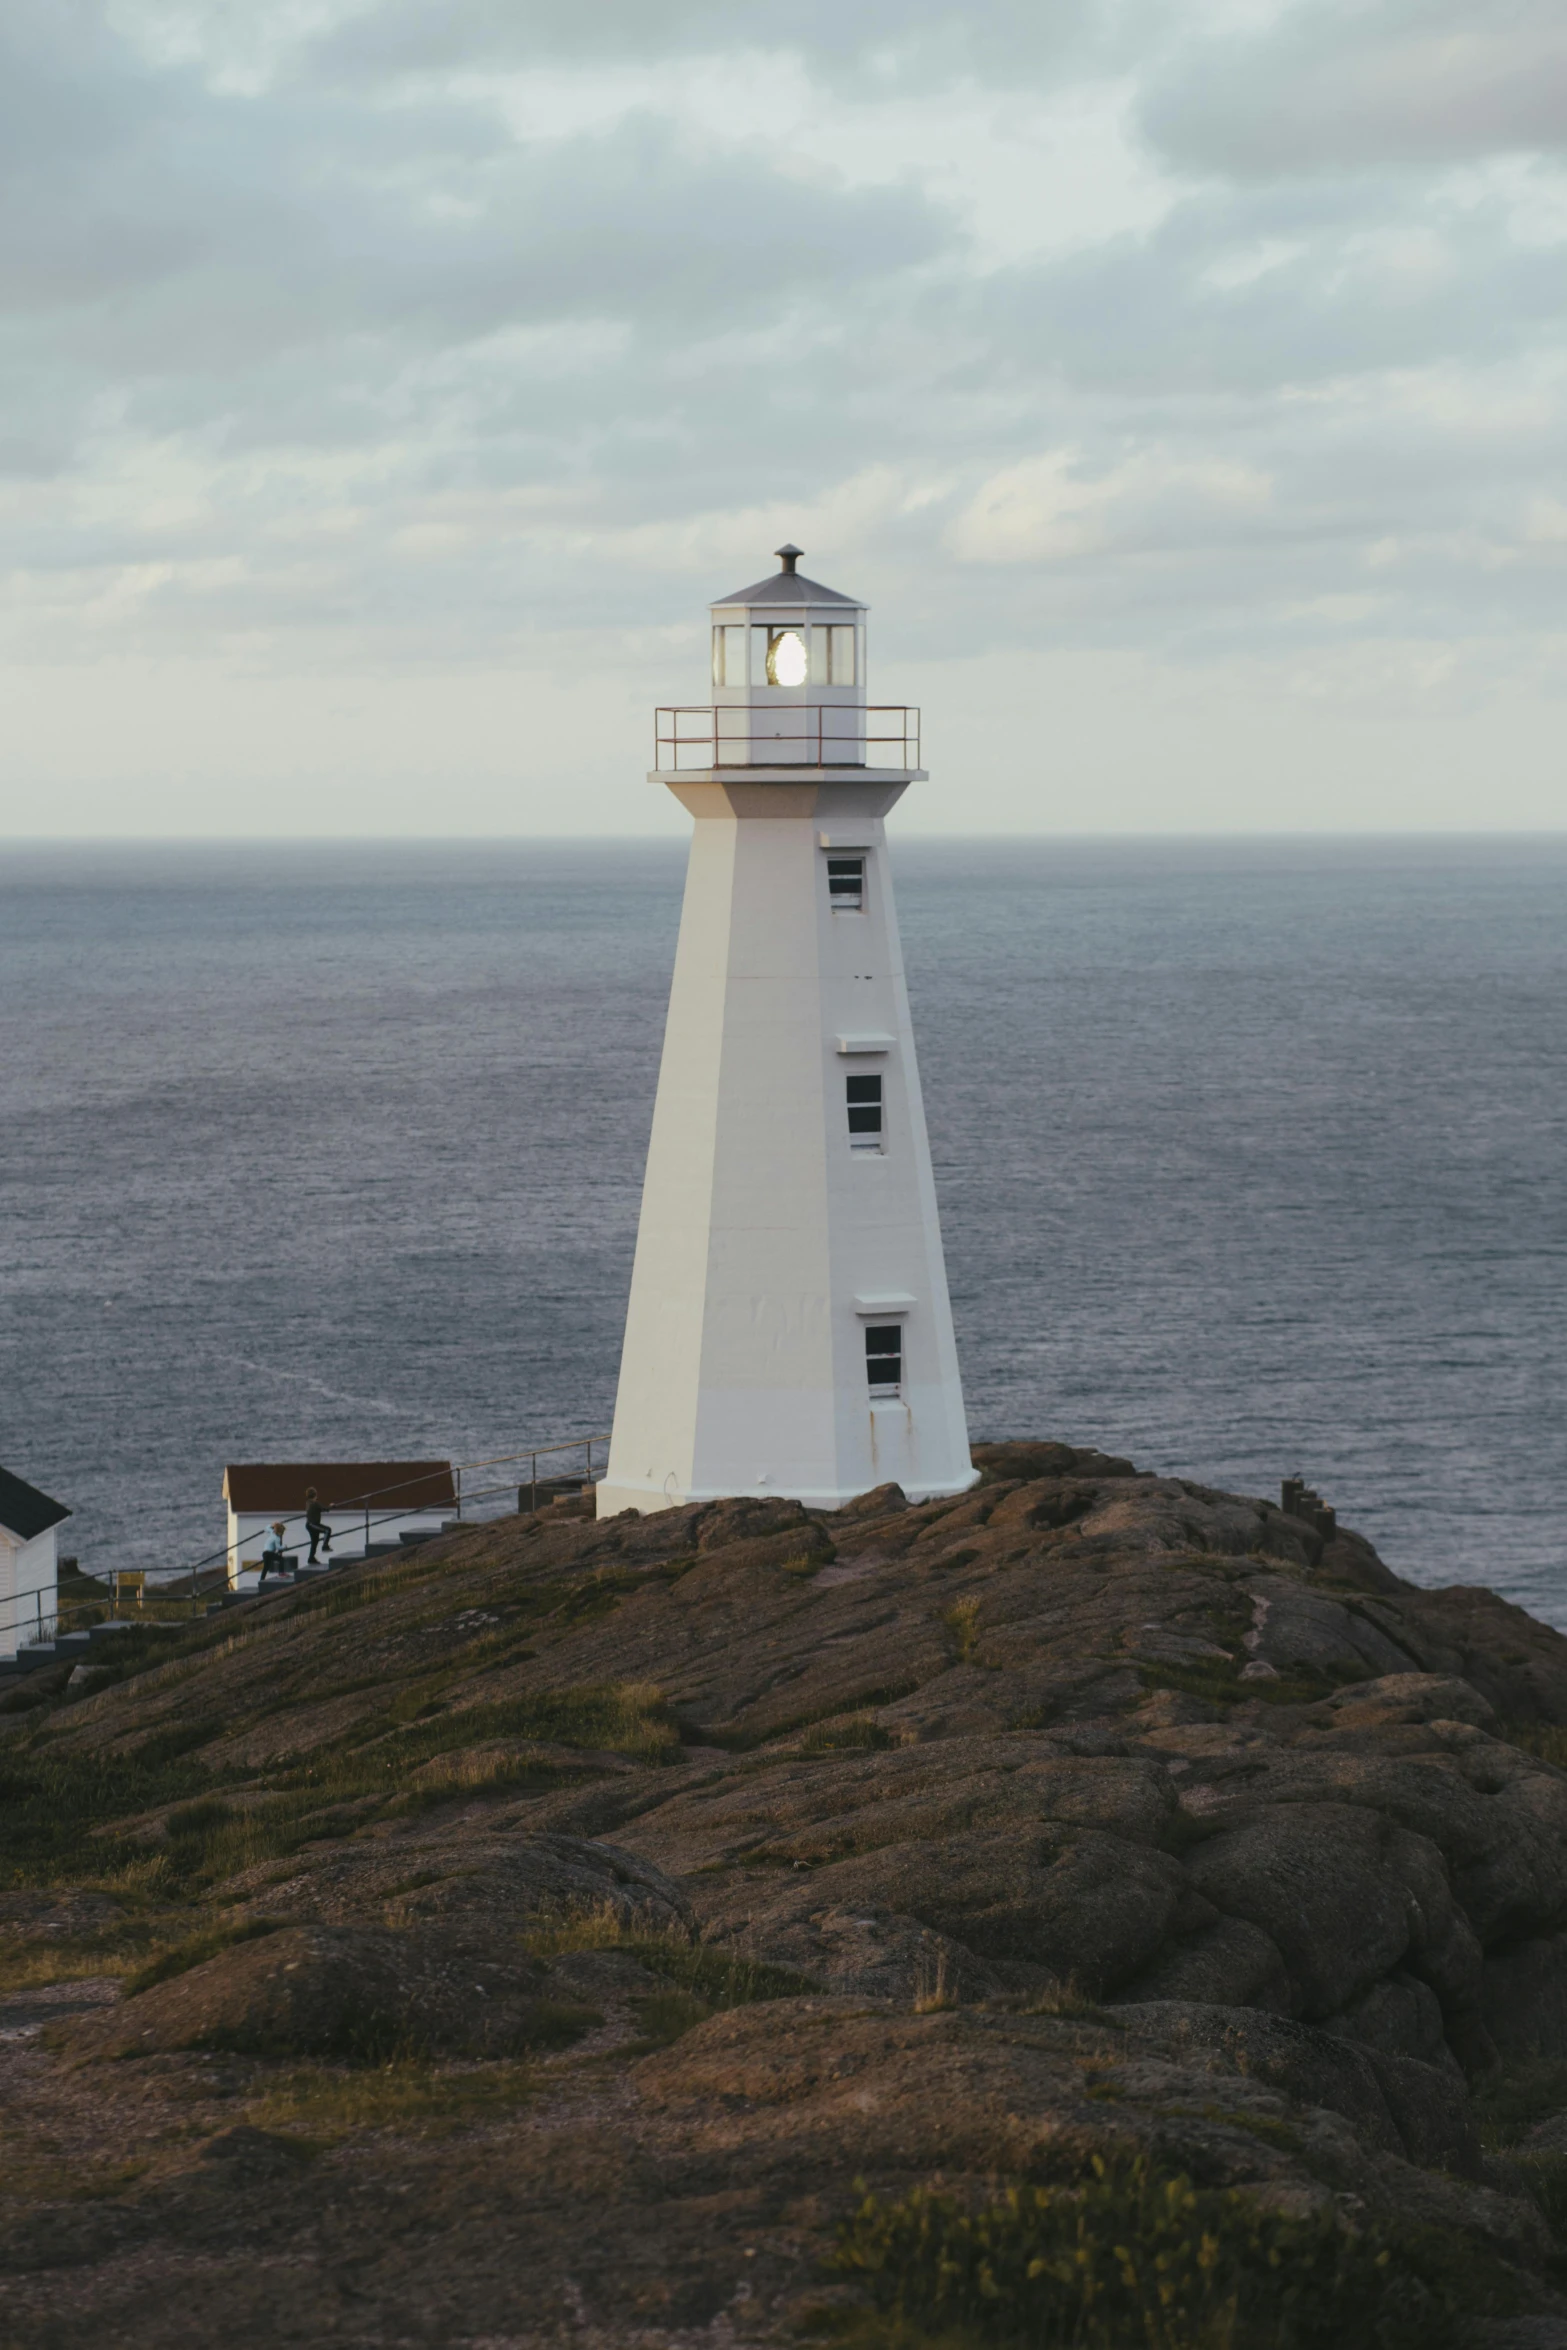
[810, 625, 859, 685]
[830, 625, 857, 685]
[847, 1072, 883, 1149]
[865, 1323, 903, 1397]
[827, 856, 864, 911]
[711, 626, 745, 687]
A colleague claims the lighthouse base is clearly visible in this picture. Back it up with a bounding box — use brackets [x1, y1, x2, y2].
[596, 1464, 980, 1519]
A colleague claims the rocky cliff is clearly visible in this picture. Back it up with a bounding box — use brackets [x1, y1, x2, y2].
[5, 1441, 1567, 2347]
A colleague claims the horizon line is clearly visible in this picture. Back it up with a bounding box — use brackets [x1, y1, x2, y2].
[5, 827, 1567, 848]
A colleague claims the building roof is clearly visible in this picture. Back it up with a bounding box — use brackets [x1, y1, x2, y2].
[0, 1466, 71, 1541]
[222, 1461, 456, 1514]
[712, 544, 864, 612]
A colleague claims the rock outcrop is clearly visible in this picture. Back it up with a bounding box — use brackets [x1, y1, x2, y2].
[4, 1440, 1567, 2345]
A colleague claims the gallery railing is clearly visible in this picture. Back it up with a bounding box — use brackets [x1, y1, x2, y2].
[655, 705, 921, 771]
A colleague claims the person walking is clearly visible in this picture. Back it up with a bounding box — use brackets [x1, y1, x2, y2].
[304, 1488, 333, 1566]
[258, 1521, 289, 1585]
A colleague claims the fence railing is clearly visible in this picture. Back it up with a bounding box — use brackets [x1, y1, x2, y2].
[655, 704, 920, 771]
[3, 1430, 614, 1651]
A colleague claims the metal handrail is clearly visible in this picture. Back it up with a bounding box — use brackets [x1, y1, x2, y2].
[3, 1431, 614, 1649]
[655, 704, 920, 772]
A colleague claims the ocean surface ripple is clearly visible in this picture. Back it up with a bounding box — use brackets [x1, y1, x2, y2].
[2, 837, 1563, 1624]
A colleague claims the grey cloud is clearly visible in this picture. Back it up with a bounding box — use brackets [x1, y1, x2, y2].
[0, 11, 952, 477]
[5, 0, 1567, 691]
[301, 0, 1140, 91]
[1141, 0, 1567, 176]
[974, 179, 1567, 396]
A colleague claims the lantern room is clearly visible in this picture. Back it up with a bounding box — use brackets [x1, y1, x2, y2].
[710, 543, 865, 711]
[654, 544, 918, 771]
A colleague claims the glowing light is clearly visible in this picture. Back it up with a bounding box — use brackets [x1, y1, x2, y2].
[768, 629, 808, 687]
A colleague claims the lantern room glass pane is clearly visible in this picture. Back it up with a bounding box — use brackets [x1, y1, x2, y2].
[712, 625, 744, 688]
[767, 628, 808, 688]
[810, 626, 830, 684]
[750, 626, 769, 686]
[829, 626, 857, 686]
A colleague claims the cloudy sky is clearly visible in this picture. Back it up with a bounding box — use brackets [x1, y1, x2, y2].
[4, 0, 1566, 836]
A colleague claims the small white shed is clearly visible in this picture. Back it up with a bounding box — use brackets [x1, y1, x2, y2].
[0, 1466, 71, 1659]
[221, 1461, 457, 1588]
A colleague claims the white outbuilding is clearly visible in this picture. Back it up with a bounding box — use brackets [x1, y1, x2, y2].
[0, 1466, 71, 1658]
[599, 546, 977, 1516]
[222, 1461, 457, 1586]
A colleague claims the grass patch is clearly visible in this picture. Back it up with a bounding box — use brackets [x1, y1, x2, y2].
[912, 1946, 960, 2015]
[385, 1749, 588, 1814]
[628, 1988, 711, 2050]
[830, 2155, 1512, 2349]
[0, 1932, 157, 1994]
[0, 1745, 215, 1889]
[122, 1915, 284, 1997]
[286, 1680, 683, 1789]
[0, 2151, 150, 2202]
[247, 2059, 534, 2141]
[1137, 1659, 1348, 1711]
[1503, 1723, 1567, 1770]
[134, 1718, 229, 1766]
[0, 1679, 683, 1896]
[523, 1909, 812, 2046]
[703, 1682, 922, 1751]
[801, 1718, 895, 1753]
[1203, 2105, 1305, 2156]
[1473, 2055, 1567, 2146]
[1017, 1977, 1107, 2022]
[155, 1796, 372, 1889]
[1472, 2054, 1567, 2237]
[1508, 2150, 1567, 2239]
[165, 1798, 238, 1841]
[941, 1599, 982, 1663]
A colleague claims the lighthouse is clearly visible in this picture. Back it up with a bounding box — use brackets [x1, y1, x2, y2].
[597, 547, 977, 1517]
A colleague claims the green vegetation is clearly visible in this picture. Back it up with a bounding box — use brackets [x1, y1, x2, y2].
[524, 1908, 812, 2047]
[0, 1678, 681, 1898]
[629, 1988, 714, 2048]
[1474, 2054, 1567, 2145]
[1016, 1978, 1108, 2021]
[830, 2157, 1507, 2350]
[705, 1682, 921, 1751]
[0, 1743, 212, 1887]
[801, 1717, 895, 1753]
[247, 2060, 535, 2141]
[942, 1598, 982, 1662]
[0, 2149, 151, 2202]
[1136, 1657, 1360, 1711]
[0, 1923, 163, 1994]
[122, 1915, 283, 1996]
[1473, 2055, 1567, 2239]
[1203, 2107, 1305, 2157]
[1504, 1722, 1567, 1770]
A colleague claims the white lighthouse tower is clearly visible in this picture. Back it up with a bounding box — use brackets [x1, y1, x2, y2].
[597, 547, 977, 1517]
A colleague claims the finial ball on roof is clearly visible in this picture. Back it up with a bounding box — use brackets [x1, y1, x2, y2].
[775, 543, 803, 573]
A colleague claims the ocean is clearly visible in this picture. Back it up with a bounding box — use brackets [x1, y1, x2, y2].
[2, 836, 1564, 1624]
